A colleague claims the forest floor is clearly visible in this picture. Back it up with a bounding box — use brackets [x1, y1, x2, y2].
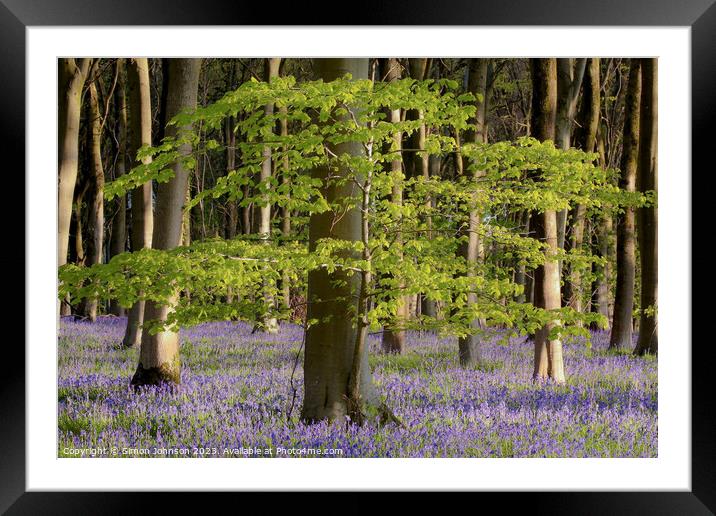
[58, 316, 657, 458]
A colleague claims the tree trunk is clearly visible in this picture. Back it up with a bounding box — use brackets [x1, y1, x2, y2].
[634, 58, 658, 356]
[590, 214, 612, 329]
[610, 60, 641, 349]
[381, 58, 407, 355]
[253, 58, 281, 334]
[404, 59, 438, 321]
[81, 79, 106, 322]
[122, 58, 155, 348]
[563, 58, 600, 320]
[555, 58, 586, 251]
[58, 58, 91, 318]
[301, 58, 379, 423]
[420, 153, 441, 320]
[530, 58, 565, 384]
[224, 115, 238, 239]
[457, 58, 490, 367]
[109, 59, 128, 317]
[279, 105, 292, 312]
[590, 124, 612, 330]
[514, 210, 530, 303]
[131, 58, 201, 387]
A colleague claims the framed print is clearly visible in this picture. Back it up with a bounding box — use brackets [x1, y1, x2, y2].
[7, 0, 712, 512]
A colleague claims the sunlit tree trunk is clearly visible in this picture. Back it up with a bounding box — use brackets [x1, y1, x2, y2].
[58, 58, 91, 318]
[610, 60, 641, 349]
[131, 58, 201, 386]
[634, 58, 658, 356]
[122, 58, 155, 348]
[381, 58, 407, 354]
[253, 58, 281, 333]
[81, 79, 106, 322]
[109, 59, 128, 317]
[301, 58, 379, 423]
[530, 58, 565, 383]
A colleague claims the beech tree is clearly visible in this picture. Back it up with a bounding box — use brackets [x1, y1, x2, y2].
[61, 58, 620, 424]
[131, 58, 201, 385]
[122, 58, 155, 348]
[610, 59, 641, 350]
[58, 58, 92, 317]
[254, 58, 281, 334]
[457, 58, 489, 367]
[380, 58, 408, 355]
[404, 58, 437, 320]
[109, 59, 128, 317]
[555, 58, 587, 251]
[634, 58, 658, 356]
[530, 58, 565, 383]
[80, 77, 106, 322]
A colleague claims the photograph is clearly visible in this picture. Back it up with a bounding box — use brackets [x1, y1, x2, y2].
[56, 56, 659, 459]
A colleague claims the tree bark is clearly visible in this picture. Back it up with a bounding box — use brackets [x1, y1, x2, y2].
[301, 58, 379, 423]
[279, 105, 292, 312]
[457, 58, 490, 367]
[109, 59, 128, 317]
[634, 58, 658, 356]
[590, 124, 612, 330]
[610, 60, 641, 349]
[252, 58, 281, 333]
[122, 58, 155, 348]
[555, 58, 587, 251]
[131, 58, 201, 387]
[381, 58, 407, 355]
[404, 58, 438, 321]
[563, 58, 600, 320]
[81, 79, 106, 322]
[58, 58, 91, 318]
[224, 115, 238, 239]
[530, 58, 565, 383]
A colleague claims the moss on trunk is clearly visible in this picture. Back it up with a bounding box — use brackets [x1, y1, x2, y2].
[130, 358, 181, 388]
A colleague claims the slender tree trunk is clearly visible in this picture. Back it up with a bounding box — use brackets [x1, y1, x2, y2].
[403, 59, 437, 320]
[301, 58, 379, 423]
[530, 58, 565, 384]
[122, 58, 155, 348]
[381, 58, 407, 354]
[563, 58, 600, 320]
[634, 58, 658, 356]
[81, 79, 106, 322]
[253, 58, 281, 333]
[590, 214, 612, 329]
[109, 59, 128, 317]
[590, 124, 612, 330]
[279, 105, 292, 312]
[457, 58, 490, 367]
[421, 154, 441, 319]
[514, 210, 530, 303]
[72, 183, 88, 268]
[224, 115, 238, 239]
[58, 58, 91, 318]
[610, 60, 641, 349]
[131, 58, 201, 386]
[555, 58, 586, 251]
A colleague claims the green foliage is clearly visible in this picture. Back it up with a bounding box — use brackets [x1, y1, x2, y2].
[63, 73, 650, 343]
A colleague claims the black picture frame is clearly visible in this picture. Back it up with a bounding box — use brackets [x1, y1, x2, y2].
[6, 1, 710, 512]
